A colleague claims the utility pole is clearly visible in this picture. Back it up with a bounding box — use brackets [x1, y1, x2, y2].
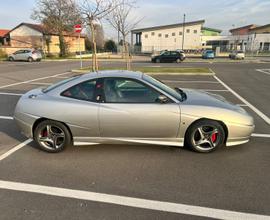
[182, 14, 186, 50]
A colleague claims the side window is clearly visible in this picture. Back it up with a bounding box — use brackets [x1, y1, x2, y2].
[163, 51, 170, 56]
[103, 78, 161, 103]
[61, 80, 97, 101]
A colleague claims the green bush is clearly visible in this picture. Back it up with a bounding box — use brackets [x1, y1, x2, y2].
[0, 48, 7, 58]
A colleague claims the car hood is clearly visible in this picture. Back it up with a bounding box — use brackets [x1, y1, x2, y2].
[182, 89, 246, 113]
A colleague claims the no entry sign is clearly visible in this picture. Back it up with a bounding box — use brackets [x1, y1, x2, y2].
[74, 24, 82, 33]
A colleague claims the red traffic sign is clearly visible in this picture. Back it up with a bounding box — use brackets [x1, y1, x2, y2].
[74, 24, 82, 33]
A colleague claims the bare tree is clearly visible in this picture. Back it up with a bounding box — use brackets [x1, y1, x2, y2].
[108, 0, 142, 70]
[32, 0, 80, 57]
[79, 0, 117, 72]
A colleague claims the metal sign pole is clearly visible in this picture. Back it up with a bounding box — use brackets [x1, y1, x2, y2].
[79, 32, 82, 69]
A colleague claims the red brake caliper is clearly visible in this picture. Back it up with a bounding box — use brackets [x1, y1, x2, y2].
[211, 133, 217, 142]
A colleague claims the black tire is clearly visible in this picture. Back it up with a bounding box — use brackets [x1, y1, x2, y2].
[8, 57, 14, 61]
[28, 57, 33, 62]
[176, 58, 181, 63]
[156, 58, 160, 63]
[34, 120, 72, 153]
[185, 120, 225, 153]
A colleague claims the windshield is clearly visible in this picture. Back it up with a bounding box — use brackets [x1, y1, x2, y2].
[143, 74, 185, 101]
[42, 76, 80, 93]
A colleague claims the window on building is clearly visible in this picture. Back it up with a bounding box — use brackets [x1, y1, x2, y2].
[179, 31, 183, 35]
[186, 29, 190, 33]
[172, 32, 175, 36]
[165, 34, 169, 38]
[151, 32, 155, 36]
[194, 30, 197, 34]
[145, 34, 148, 38]
[158, 33, 162, 37]
[259, 42, 263, 50]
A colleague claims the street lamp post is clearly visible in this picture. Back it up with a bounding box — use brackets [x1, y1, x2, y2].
[182, 14, 186, 50]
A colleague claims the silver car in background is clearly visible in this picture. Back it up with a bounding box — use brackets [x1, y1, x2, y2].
[8, 49, 42, 62]
[14, 71, 254, 153]
[229, 50, 245, 60]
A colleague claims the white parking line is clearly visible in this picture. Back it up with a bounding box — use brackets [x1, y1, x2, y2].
[201, 89, 229, 92]
[0, 92, 23, 96]
[29, 82, 52, 86]
[0, 72, 71, 89]
[163, 80, 219, 83]
[0, 139, 32, 161]
[252, 133, 270, 138]
[0, 180, 268, 220]
[0, 116, 13, 120]
[256, 69, 270, 75]
[237, 104, 248, 107]
[214, 75, 270, 125]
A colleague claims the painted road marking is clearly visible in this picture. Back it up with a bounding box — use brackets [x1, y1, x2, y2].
[0, 116, 13, 120]
[214, 75, 270, 125]
[163, 80, 219, 83]
[0, 180, 269, 220]
[0, 139, 32, 161]
[237, 104, 248, 107]
[252, 133, 270, 138]
[256, 69, 270, 75]
[0, 92, 23, 96]
[29, 82, 52, 86]
[0, 72, 71, 89]
[200, 89, 229, 92]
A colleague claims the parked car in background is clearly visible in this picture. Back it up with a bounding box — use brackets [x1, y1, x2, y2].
[229, 50, 245, 60]
[151, 50, 185, 63]
[8, 49, 42, 62]
[202, 50, 215, 59]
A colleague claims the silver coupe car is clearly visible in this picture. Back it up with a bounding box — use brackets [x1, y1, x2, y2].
[14, 71, 254, 153]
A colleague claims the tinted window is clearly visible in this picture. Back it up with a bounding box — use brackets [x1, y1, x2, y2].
[61, 80, 97, 101]
[104, 78, 160, 103]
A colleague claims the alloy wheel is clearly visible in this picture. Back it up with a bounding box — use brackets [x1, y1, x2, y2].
[38, 124, 65, 150]
[192, 125, 220, 151]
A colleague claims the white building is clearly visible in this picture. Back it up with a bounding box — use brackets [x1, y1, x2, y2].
[131, 20, 205, 53]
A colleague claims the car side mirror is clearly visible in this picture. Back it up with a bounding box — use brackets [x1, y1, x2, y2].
[157, 95, 169, 104]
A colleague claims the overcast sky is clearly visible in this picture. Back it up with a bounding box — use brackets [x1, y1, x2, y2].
[1, 0, 270, 38]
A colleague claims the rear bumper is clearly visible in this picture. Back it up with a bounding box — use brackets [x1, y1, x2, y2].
[14, 116, 33, 138]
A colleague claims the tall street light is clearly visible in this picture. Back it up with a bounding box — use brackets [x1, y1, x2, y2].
[182, 14, 186, 50]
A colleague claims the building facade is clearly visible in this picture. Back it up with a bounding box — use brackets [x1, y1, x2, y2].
[1, 23, 85, 55]
[131, 20, 205, 53]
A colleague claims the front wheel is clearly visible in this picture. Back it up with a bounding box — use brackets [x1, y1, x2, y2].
[8, 57, 14, 61]
[185, 120, 225, 153]
[34, 120, 72, 153]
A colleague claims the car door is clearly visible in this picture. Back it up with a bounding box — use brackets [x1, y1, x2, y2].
[98, 77, 181, 139]
[161, 51, 170, 62]
[13, 50, 24, 60]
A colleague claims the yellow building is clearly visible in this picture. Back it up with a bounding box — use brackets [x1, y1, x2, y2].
[2, 23, 85, 55]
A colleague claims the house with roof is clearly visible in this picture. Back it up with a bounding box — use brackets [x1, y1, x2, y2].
[0, 29, 10, 46]
[2, 23, 85, 55]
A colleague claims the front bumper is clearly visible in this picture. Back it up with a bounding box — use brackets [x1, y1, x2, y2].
[226, 123, 255, 147]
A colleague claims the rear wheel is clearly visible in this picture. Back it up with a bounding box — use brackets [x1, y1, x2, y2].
[155, 58, 160, 63]
[34, 120, 72, 153]
[185, 120, 225, 153]
[28, 57, 33, 62]
[176, 58, 181, 63]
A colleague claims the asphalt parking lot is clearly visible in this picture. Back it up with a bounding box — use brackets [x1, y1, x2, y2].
[0, 60, 270, 220]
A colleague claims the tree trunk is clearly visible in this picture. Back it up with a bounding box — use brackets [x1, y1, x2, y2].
[59, 33, 66, 57]
[123, 36, 130, 70]
[90, 22, 98, 72]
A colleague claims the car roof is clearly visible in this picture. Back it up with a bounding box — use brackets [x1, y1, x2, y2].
[79, 70, 144, 80]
